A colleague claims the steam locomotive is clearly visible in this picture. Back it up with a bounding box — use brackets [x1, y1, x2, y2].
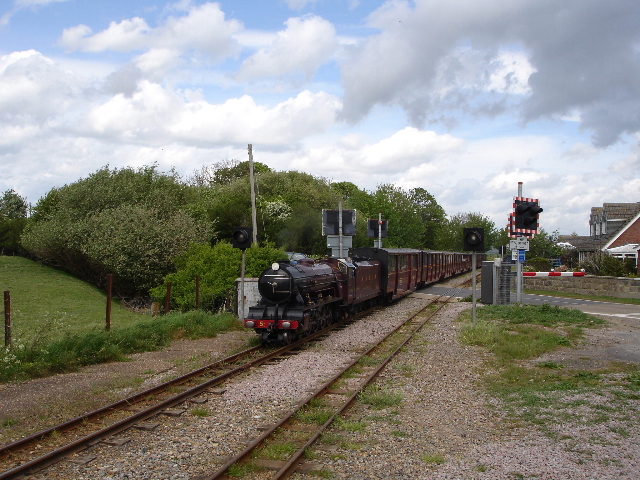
[244, 247, 478, 344]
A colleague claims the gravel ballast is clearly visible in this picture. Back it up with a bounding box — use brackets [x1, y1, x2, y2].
[3, 293, 639, 479]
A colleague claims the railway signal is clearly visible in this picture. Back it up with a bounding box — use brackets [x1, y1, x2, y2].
[511, 198, 542, 237]
[322, 209, 356, 235]
[232, 227, 253, 250]
[463, 227, 485, 252]
[367, 218, 388, 238]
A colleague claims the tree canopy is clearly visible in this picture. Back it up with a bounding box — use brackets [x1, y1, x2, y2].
[22, 166, 213, 294]
[10, 159, 486, 297]
[435, 212, 499, 252]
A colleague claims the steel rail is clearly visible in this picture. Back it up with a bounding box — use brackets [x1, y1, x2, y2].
[0, 314, 365, 480]
[195, 290, 459, 480]
[0, 344, 263, 460]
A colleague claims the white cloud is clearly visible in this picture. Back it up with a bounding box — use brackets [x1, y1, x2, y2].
[59, 2, 242, 60]
[235, 15, 338, 83]
[360, 127, 464, 172]
[340, 0, 640, 146]
[0, 50, 85, 124]
[84, 83, 341, 146]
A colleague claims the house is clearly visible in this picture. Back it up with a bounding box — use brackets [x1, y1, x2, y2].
[558, 202, 640, 267]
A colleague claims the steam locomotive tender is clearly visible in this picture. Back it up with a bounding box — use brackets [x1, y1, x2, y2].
[244, 248, 475, 344]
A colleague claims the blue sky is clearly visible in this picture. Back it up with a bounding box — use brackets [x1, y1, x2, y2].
[1, 0, 640, 236]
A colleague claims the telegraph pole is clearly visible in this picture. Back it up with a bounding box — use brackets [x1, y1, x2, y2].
[248, 144, 258, 245]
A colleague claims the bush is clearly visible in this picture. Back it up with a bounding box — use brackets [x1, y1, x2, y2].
[581, 252, 637, 277]
[525, 257, 552, 271]
[21, 166, 213, 294]
[150, 242, 287, 311]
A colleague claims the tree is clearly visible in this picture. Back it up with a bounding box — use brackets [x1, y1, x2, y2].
[186, 159, 271, 186]
[0, 189, 28, 219]
[22, 165, 212, 294]
[528, 229, 564, 259]
[0, 190, 29, 254]
[362, 184, 446, 249]
[408, 187, 446, 249]
[150, 242, 287, 311]
[204, 169, 343, 253]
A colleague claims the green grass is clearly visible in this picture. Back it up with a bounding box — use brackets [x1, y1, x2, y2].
[358, 385, 403, 410]
[1, 308, 239, 381]
[460, 304, 640, 437]
[0, 256, 145, 342]
[0, 256, 242, 382]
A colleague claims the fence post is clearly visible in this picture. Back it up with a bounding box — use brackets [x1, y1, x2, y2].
[106, 274, 113, 332]
[164, 282, 172, 314]
[4, 291, 11, 347]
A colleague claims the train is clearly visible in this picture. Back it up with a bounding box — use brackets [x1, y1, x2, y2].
[243, 247, 481, 344]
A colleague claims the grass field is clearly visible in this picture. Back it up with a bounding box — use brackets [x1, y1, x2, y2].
[1, 256, 242, 382]
[0, 256, 148, 344]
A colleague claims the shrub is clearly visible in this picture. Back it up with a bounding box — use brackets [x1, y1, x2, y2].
[150, 242, 287, 311]
[526, 257, 552, 272]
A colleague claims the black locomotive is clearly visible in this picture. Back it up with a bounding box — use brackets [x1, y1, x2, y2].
[244, 247, 477, 343]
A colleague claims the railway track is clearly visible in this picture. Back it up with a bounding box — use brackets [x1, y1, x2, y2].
[0, 305, 378, 479]
[194, 288, 461, 479]
[0, 288, 464, 479]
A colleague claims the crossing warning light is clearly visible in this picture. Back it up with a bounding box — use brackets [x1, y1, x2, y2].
[232, 227, 253, 250]
[463, 227, 485, 252]
[511, 198, 542, 237]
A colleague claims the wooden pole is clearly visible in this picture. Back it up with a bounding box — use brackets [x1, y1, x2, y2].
[248, 144, 258, 245]
[4, 291, 11, 347]
[105, 274, 113, 332]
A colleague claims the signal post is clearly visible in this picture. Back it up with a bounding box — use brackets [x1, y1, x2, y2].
[508, 182, 543, 304]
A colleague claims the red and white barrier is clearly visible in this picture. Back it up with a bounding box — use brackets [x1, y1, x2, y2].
[523, 272, 585, 277]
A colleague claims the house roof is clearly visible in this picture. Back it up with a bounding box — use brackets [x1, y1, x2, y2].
[557, 235, 606, 251]
[601, 203, 640, 221]
[576, 202, 640, 253]
[603, 208, 640, 249]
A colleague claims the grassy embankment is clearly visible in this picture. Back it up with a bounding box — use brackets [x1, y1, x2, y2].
[0, 256, 241, 382]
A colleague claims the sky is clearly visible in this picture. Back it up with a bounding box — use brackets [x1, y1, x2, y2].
[1, 0, 640, 236]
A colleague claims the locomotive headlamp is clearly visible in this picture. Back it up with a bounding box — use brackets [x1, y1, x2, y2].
[272, 262, 280, 271]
